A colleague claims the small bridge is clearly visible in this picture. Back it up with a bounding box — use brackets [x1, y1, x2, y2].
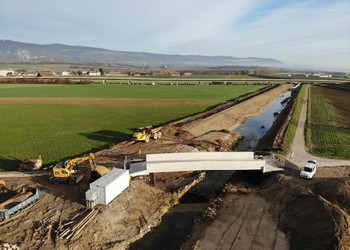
[130, 152, 283, 177]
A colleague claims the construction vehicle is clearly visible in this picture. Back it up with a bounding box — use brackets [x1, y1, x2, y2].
[50, 153, 98, 185]
[0, 180, 7, 193]
[19, 156, 42, 171]
[132, 126, 163, 143]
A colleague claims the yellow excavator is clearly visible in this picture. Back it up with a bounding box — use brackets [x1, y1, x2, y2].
[50, 153, 98, 185]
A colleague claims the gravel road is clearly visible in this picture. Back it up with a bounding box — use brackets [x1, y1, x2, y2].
[290, 85, 350, 168]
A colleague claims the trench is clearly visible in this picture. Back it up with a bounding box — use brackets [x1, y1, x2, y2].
[129, 90, 292, 250]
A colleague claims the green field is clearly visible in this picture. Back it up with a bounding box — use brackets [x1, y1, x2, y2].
[0, 84, 260, 99]
[306, 86, 350, 159]
[0, 84, 264, 170]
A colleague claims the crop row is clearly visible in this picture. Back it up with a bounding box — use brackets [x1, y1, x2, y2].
[306, 86, 350, 159]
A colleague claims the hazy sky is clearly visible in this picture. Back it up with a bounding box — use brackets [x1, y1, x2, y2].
[1, 0, 349, 71]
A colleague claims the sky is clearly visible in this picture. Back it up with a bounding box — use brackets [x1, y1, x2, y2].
[0, 0, 349, 72]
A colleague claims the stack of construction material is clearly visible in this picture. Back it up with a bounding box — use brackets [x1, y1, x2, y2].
[59, 208, 99, 240]
[19, 156, 42, 171]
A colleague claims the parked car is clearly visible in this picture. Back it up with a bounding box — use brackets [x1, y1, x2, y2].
[300, 160, 317, 179]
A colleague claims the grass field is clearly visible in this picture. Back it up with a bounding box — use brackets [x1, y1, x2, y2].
[0, 84, 264, 170]
[306, 86, 350, 159]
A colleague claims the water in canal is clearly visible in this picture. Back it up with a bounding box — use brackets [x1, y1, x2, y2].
[129, 90, 292, 250]
[234, 91, 291, 151]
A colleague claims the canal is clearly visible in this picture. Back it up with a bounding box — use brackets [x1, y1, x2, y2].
[129, 90, 292, 250]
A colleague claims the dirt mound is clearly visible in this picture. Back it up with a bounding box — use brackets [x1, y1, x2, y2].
[190, 171, 350, 250]
[315, 179, 350, 212]
[280, 195, 339, 250]
[260, 174, 350, 250]
[69, 179, 170, 249]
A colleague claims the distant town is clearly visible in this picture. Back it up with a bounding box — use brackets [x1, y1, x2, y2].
[0, 67, 348, 79]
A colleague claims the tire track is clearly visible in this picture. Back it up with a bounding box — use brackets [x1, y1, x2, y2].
[248, 200, 268, 250]
[229, 202, 253, 250]
[215, 199, 250, 250]
[198, 195, 284, 250]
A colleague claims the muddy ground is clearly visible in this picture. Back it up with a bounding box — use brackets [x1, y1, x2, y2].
[183, 161, 350, 250]
[1, 84, 349, 250]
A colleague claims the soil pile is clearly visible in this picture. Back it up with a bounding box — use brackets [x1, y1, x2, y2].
[262, 172, 350, 250]
[185, 168, 350, 250]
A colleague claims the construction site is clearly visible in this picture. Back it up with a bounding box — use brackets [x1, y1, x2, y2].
[1, 83, 350, 250]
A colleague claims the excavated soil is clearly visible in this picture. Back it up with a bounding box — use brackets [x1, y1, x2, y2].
[1, 84, 350, 250]
[182, 160, 350, 250]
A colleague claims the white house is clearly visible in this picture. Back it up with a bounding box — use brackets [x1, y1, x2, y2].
[88, 70, 101, 76]
[0, 69, 14, 77]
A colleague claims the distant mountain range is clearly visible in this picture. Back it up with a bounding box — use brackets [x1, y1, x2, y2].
[0, 39, 283, 68]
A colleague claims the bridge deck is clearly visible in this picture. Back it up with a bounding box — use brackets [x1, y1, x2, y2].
[130, 152, 283, 177]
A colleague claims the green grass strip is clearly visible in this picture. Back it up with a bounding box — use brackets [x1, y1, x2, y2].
[282, 84, 306, 153]
[0, 84, 263, 100]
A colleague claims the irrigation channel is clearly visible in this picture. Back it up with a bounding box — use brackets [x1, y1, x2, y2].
[129, 90, 292, 250]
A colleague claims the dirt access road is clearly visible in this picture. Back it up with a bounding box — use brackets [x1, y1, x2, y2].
[1, 84, 350, 250]
[290, 84, 350, 167]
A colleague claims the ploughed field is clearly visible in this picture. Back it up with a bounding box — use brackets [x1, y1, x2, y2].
[0, 83, 264, 170]
[307, 86, 350, 159]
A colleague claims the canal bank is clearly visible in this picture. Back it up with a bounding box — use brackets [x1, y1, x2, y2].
[128, 87, 293, 250]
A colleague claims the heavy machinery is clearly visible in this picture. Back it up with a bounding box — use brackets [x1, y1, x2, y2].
[50, 153, 98, 185]
[132, 125, 163, 143]
[0, 180, 7, 193]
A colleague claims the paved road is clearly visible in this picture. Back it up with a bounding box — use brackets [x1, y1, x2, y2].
[290, 85, 350, 168]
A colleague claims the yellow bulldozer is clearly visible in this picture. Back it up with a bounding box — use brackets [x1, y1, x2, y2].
[50, 153, 106, 185]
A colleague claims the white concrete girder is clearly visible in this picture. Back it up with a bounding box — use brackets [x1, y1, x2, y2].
[130, 152, 283, 176]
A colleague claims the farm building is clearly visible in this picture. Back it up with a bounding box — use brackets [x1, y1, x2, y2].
[88, 70, 101, 76]
[37, 72, 54, 77]
[0, 69, 14, 77]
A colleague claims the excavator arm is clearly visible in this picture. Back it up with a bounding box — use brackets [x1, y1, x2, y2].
[51, 153, 97, 184]
[63, 153, 96, 170]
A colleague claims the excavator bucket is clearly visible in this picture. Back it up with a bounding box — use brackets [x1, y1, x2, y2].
[90, 165, 110, 183]
[95, 165, 110, 176]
